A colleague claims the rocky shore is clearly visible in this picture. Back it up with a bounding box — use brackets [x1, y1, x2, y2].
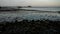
[0, 20, 60, 34]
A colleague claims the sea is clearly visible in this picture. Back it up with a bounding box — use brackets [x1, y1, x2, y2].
[0, 7, 60, 23]
[21, 7, 60, 11]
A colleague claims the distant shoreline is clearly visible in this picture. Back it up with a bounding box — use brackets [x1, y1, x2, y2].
[0, 7, 60, 13]
[0, 9, 59, 13]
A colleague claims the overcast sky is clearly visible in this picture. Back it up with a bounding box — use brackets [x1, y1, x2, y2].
[0, 0, 60, 6]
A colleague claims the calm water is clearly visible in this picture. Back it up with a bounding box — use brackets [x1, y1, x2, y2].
[21, 7, 60, 11]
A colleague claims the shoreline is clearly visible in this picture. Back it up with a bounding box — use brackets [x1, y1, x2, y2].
[0, 7, 60, 34]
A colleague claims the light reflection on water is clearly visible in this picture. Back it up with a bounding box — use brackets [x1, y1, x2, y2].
[21, 8, 60, 11]
[0, 11, 60, 23]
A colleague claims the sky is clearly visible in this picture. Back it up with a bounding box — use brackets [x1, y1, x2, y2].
[0, 0, 60, 7]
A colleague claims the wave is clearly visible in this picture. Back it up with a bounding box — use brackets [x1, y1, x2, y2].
[0, 12, 60, 23]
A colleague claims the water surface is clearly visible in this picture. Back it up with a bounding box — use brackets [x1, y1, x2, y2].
[21, 7, 60, 11]
[0, 11, 60, 23]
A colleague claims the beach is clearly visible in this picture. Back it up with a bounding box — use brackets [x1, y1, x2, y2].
[0, 7, 60, 34]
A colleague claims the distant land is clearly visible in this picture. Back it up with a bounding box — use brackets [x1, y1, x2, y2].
[0, 6, 60, 8]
